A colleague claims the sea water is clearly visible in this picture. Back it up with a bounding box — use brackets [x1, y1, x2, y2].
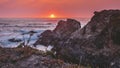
[0, 18, 89, 50]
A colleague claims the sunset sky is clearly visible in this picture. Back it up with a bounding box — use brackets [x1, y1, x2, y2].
[0, 0, 120, 18]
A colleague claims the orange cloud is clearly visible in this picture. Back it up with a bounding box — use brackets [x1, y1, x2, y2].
[0, 0, 9, 4]
[0, 0, 120, 18]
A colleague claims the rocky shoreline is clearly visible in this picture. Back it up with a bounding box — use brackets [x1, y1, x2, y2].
[0, 10, 120, 68]
[0, 46, 83, 68]
[35, 10, 120, 68]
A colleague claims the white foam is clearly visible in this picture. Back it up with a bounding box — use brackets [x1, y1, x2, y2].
[32, 45, 47, 51]
[47, 45, 53, 51]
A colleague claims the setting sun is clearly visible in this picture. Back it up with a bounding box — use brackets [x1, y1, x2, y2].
[49, 14, 56, 18]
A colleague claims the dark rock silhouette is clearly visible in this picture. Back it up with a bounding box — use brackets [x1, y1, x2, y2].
[34, 19, 81, 46]
[8, 38, 22, 42]
[35, 10, 120, 68]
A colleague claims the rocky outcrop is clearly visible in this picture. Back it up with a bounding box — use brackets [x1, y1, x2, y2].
[34, 19, 81, 46]
[0, 46, 82, 68]
[8, 38, 22, 42]
[53, 10, 120, 68]
[53, 19, 81, 39]
[35, 10, 120, 68]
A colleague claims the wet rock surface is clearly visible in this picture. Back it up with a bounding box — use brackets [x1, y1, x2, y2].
[35, 10, 120, 68]
[8, 38, 22, 42]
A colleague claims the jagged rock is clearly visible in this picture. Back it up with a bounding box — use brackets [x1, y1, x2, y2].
[34, 10, 120, 68]
[52, 10, 120, 68]
[53, 19, 81, 39]
[70, 10, 120, 39]
[34, 19, 81, 46]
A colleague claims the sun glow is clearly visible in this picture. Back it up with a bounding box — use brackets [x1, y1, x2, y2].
[49, 14, 56, 18]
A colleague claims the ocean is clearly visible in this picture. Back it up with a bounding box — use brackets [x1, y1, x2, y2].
[0, 18, 89, 50]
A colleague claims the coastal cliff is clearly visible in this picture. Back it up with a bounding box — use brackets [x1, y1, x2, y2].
[35, 10, 120, 68]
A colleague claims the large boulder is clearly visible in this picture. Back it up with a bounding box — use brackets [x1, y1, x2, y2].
[53, 10, 120, 68]
[53, 19, 81, 39]
[34, 19, 81, 46]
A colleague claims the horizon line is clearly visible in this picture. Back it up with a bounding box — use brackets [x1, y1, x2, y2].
[0, 17, 91, 19]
